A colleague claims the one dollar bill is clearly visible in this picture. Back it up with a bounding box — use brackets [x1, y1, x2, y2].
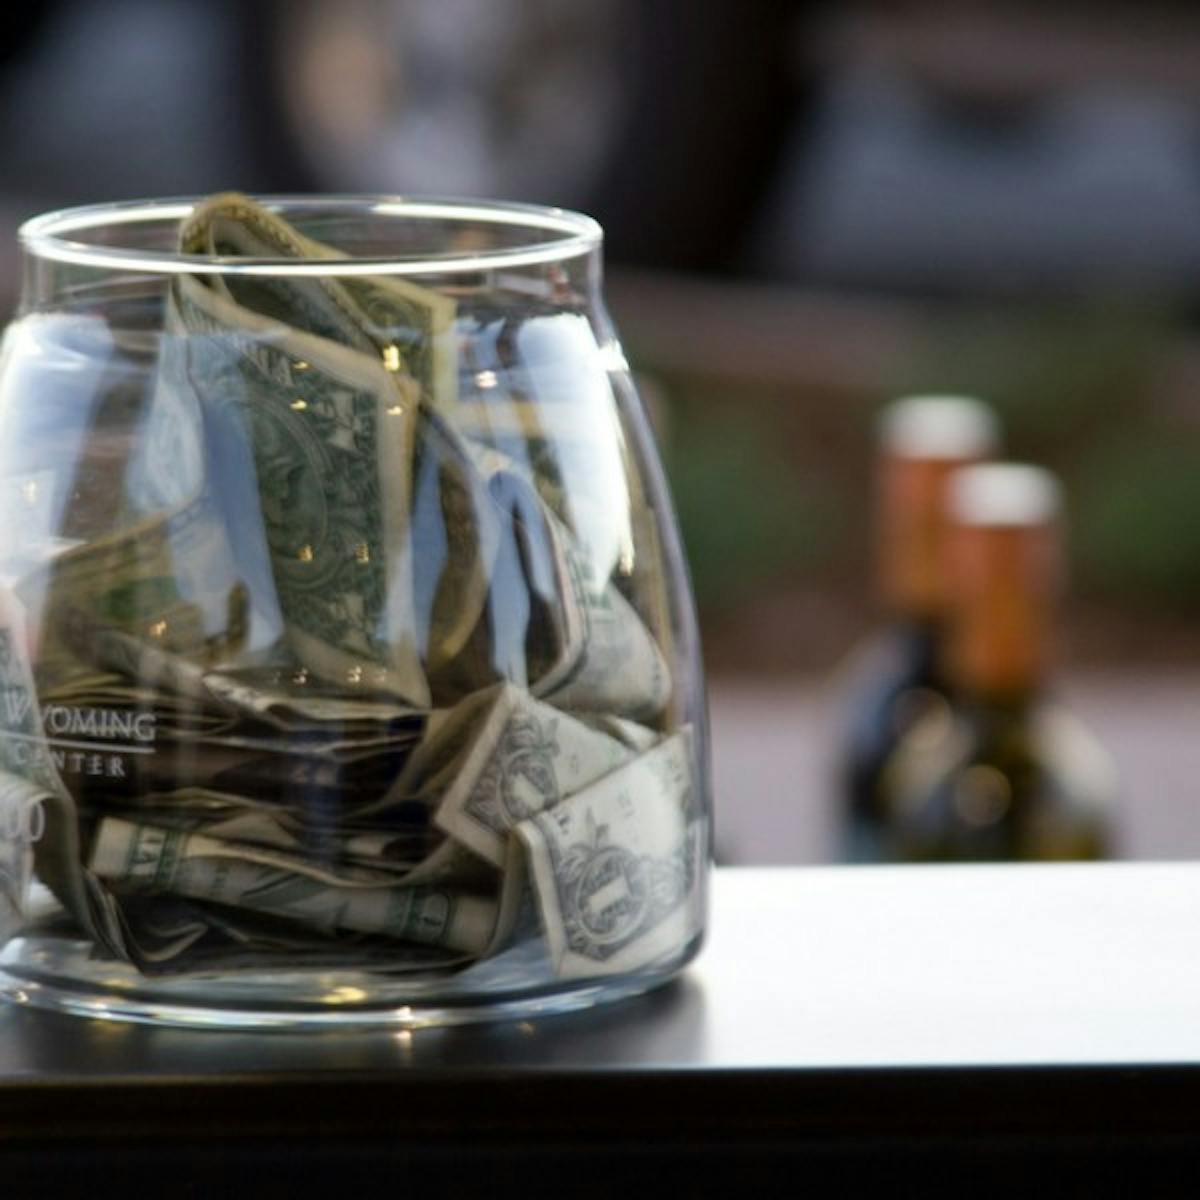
[433, 682, 638, 866]
[515, 730, 700, 978]
[89, 817, 498, 957]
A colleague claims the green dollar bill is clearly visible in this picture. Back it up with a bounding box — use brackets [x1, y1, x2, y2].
[179, 192, 457, 413]
[0, 590, 129, 957]
[167, 273, 430, 703]
[514, 729, 700, 979]
[90, 817, 498, 956]
[434, 683, 636, 867]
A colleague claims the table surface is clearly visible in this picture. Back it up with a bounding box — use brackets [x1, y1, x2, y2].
[5, 862, 1200, 1075]
[3, 864, 1200, 1185]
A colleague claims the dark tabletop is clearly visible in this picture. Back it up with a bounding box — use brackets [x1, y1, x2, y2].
[3, 865, 1199, 1193]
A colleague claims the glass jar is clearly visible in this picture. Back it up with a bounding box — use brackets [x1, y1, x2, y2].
[0, 195, 709, 1027]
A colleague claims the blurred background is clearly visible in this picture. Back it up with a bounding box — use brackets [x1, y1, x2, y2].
[3, 0, 1199, 861]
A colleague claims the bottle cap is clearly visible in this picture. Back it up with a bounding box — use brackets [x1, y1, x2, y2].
[948, 463, 1062, 528]
[879, 395, 1000, 460]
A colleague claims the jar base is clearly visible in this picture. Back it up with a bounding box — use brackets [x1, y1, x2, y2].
[0, 934, 691, 1030]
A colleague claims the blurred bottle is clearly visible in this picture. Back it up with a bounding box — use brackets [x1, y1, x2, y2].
[840, 395, 1000, 861]
[881, 464, 1115, 862]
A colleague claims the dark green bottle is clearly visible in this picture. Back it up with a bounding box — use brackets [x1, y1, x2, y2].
[882, 464, 1115, 862]
[840, 396, 999, 862]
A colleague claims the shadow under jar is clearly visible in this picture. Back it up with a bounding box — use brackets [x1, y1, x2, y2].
[0, 195, 710, 1028]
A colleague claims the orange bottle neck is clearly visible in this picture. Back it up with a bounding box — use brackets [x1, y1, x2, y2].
[944, 522, 1061, 700]
[876, 453, 984, 618]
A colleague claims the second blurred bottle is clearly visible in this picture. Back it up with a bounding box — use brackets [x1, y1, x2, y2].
[880, 464, 1116, 861]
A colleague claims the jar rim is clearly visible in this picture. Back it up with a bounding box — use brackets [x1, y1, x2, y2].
[19, 194, 603, 277]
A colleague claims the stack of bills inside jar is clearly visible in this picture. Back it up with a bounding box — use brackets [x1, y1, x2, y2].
[0, 194, 705, 979]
